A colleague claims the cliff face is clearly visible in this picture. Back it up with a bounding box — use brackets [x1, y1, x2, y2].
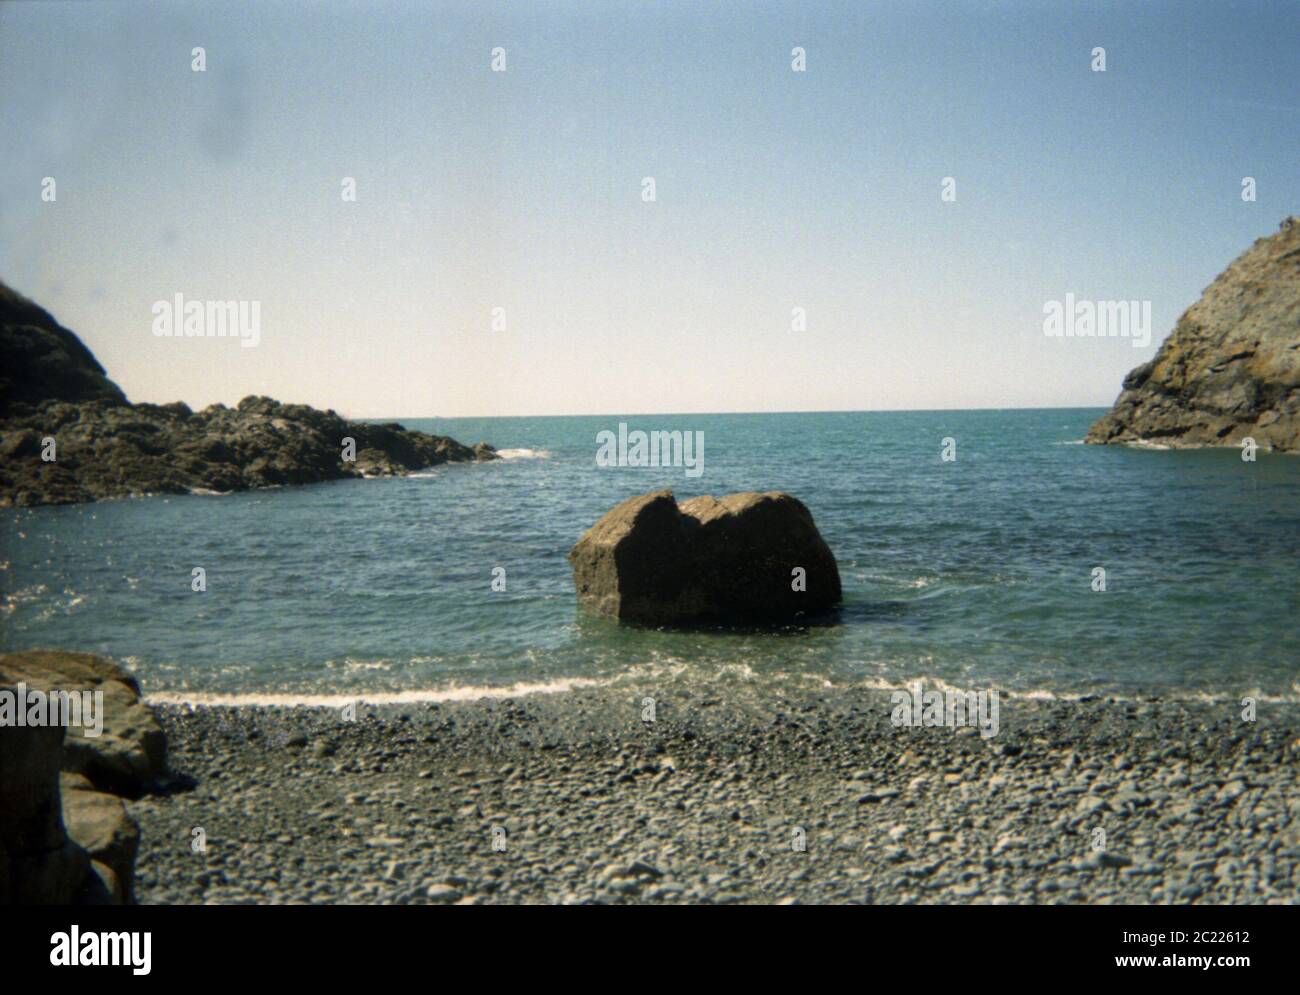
[0, 282, 495, 507]
[1086, 218, 1300, 452]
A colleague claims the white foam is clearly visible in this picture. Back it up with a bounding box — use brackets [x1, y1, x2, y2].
[896, 576, 936, 589]
[495, 448, 552, 460]
[849, 674, 1300, 705]
[1126, 440, 1171, 450]
[145, 675, 607, 709]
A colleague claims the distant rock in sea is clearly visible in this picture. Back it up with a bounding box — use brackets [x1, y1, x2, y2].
[1086, 218, 1300, 452]
[568, 489, 842, 625]
[0, 281, 497, 506]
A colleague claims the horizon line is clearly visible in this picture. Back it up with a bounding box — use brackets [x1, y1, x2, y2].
[366, 403, 1114, 422]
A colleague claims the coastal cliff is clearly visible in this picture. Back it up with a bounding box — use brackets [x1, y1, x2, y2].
[1086, 218, 1300, 451]
[0, 281, 495, 506]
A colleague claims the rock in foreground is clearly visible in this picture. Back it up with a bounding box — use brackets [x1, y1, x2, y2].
[568, 490, 841, 625]
[0, 651, 163, 904]
[1086, 218, 1300, 451]
[0, 650, 168, 798]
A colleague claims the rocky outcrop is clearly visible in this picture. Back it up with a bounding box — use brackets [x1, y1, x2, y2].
[0, 652, 163, 904]
[568, 490, 842, 625]
[0, 651, 167, 798]
[1086, 218, 1300, 451]
[0, 281, 497, 506]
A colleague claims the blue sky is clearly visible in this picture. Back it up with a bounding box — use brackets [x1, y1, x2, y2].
[1, 0, 1297, 417]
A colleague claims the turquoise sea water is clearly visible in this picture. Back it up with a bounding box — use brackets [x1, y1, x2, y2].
[3, 409, 1298, 700]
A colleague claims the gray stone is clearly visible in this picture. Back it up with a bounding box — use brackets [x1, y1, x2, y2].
[426, 883, 463, 903]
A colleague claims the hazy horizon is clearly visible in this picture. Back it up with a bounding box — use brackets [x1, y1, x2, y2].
[3, 0, 1298, 419]
[405, 403, 1112, 422]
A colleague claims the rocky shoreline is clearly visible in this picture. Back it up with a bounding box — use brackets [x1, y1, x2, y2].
[1087, 217, 1300, 452]
[129, 684, 1299, 905]
[0, 281, 496, 507]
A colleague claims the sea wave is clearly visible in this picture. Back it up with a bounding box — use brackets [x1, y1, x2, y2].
[495, 448, 552, 460]
[145, 675, 607, 708]
[849, 674, 1300, 705]
[137, 650, 1300, 710]
[144, 670, 1300, 709]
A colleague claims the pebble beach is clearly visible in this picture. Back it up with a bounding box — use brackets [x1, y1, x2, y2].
[130, 684, 1300, 905]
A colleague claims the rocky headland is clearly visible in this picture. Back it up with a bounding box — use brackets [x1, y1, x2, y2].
[0, 281, 496, 507]
[1087, 218, 1300, 451]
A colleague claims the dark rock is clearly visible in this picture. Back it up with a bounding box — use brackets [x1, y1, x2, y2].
[0, 283, 128, 414]
[567, 489, 841, 624]
[0, 281, 495, 506]
[1087, 217, 1300, 451]
[0, 721, 142, 905]
[0, 709, 89, 904]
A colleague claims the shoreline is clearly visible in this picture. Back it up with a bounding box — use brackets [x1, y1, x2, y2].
[136, 671, 1300, 710]
[129, 685, 1300, 905]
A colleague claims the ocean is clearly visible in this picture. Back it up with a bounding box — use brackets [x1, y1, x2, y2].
[3, 408, 1298, 703]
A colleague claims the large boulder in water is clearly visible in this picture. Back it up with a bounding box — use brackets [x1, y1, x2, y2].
[1086, 217, 1300, 451]
[568, 489, 841, 624]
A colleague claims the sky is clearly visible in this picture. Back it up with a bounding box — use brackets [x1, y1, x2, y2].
[1, 0, 1297, 418]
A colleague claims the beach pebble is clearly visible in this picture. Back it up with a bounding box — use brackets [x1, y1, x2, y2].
[426, 883, 463, 903]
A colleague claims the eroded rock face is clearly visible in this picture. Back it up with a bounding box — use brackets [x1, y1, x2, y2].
[0, 651, 167, 798]
[1087, 218, 1300, 451]
[568, 490, 842, 624]
[61, 773, 140, 904]
[0, 652, 160, 904]
[0, 281, 498, 506]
